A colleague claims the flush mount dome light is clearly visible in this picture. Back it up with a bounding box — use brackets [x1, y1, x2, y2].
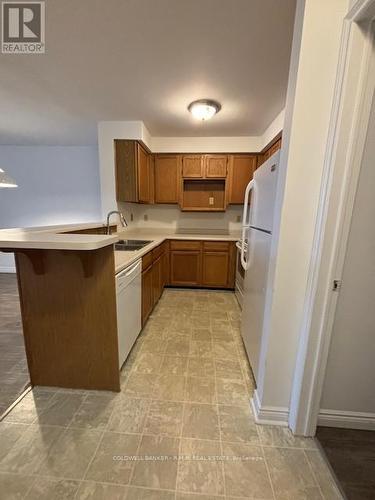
[188, 99, 221, 121]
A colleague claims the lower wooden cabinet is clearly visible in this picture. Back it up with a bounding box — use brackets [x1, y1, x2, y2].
[202, 251, 230, 287]
[141, 263, 153, 326]
[141, 242, 168, 326]
[170, 250, 201, 286]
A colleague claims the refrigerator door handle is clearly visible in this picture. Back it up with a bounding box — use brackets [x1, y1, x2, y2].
[241, 179, 254, 271]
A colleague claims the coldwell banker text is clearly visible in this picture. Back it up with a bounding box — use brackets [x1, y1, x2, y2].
[1, 1, 45, 53]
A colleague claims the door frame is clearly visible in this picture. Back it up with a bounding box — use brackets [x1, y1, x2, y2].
[289, 0, 375, 436]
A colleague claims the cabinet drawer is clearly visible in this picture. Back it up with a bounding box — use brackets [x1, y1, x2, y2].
[142, 251, 153, 271]
[152, 243, 164, 261]
[170, 240, 201, 251]
[203, 241, 230, 252]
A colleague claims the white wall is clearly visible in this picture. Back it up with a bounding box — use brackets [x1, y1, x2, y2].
[320, 97, 375, 416]
[0, 146, 101, 272]
[252, 0, 350, 420]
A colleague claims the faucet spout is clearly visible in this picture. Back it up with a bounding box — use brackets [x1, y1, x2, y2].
[106, 210, 128, 234]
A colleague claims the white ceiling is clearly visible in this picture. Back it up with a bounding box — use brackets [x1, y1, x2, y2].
[0, 0, 296, 145]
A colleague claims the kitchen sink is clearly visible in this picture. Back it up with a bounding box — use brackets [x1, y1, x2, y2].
[114, 239, 153, 251]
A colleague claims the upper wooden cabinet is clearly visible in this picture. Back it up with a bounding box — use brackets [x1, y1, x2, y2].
[205, 155, 228, 178]
[114, 140, 153, 203]
[182, 154, 228, 179]
[182, 155, 204, 178]
[154, 155, 180, 203]
[228, 155, 257, 204]
[258, 137, 282, 168]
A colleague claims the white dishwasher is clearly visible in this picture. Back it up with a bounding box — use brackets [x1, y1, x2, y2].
[115, 259, 142, 369]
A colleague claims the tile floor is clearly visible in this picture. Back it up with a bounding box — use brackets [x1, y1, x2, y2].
[0, 288, 343, 499]
[0, 273, 30, 416]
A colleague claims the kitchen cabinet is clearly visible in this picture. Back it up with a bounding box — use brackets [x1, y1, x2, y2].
[258, 137, 282, 168]
[141, 242, 168, 326]
[182, 155, 204, 178]
[181, 180, 226, 212]
[154, 155, 180, 203]
[182, 154, 228, 179]
[114, 140, 153, 203]
[141, 262, 153, 326]
[169, 240, 235, 289]
[228, 155, 257, 204]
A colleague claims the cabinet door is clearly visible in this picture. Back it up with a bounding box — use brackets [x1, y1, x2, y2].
[152, 256, 162, 305]
[154, 155, 180, 203]
[182, 155, 204, 178]
[142, 265, 153, 326]
[114, 140, 138, 202]
[170, 251, 201, 286]
[205, 155, 228, 178]
[228, 155, 257, 204]
[161, 242, 170, 287]
[137, 143, 151, 203]
[202, 251, 229, 287]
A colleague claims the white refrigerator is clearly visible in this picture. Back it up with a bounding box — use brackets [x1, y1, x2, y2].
[239, 151, 280, 383]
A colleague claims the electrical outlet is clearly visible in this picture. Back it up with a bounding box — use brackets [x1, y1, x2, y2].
[209, 197, 214, 206]
[143, 214, 148, 221]
[236, 215, 241, 223]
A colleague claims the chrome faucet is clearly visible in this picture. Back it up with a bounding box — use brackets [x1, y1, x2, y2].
[106, 210, 128, 234]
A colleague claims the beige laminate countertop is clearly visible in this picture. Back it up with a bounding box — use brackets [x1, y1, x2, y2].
[114, 228, 241, 274]
[0, 222, 118, 250]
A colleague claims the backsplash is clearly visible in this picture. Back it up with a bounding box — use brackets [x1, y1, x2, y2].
[118, 203, 243, 232]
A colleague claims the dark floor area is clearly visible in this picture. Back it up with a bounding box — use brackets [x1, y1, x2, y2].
[316, 426, 375, 500]
[0, 273, 30, 416]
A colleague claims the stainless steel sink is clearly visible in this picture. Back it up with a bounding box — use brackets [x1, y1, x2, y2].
[115, 239, 153, 251]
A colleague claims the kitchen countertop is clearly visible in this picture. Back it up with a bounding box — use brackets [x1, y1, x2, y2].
[0, 222, 118, 251]
[0, 223, 240, 265]
[114, 228, 241, 274]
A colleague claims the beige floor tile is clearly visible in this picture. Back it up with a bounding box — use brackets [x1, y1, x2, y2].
[131, 435, 180, 490]
[189, 341, 212, 358]
[0, 422, 28, 461]
[69, 393, 117, 430]
[213, 341, 238, 360]
[108, 397, 150, 434]
[187, 358, 215, 378]
[182, 403, 220, 440]
[190, 317, 211, 328]
[85, 432, 140, 485]
[38, 428, 102, 479]
[0, 471, 34, 498]
[76, 481, 127, 500]
[185, 377, 216, 404]
[222, 441, 273, 498]
[126, 486, 175, 499]
[3, 389, 56, 424]
[176, 493, 222, 500]
[264, 447, 317, 497]
[215, 358, 243, 380]
[154, 374, 186, 401]
[219, 404, 259, 444]
[132, 353, 164, 374]
[0, 424, 64, 474]
[191, 329, 212, 341]
[165, 338, 190, 357]
[177, 438, 224, 496]
[305, 449, 342, 499]
[123, 373, 156, 398]
[36, 391, 86, 426]
[211, 329, 234, 341]
[26, 477, 80, 499]
[216, 379, 249, 406]
[144, 400, 184, 437]
[274, 486, 324, 499]
[258, 426, 317, 450]
[160, 356, 188, 376]
[141, 337, 167, 354]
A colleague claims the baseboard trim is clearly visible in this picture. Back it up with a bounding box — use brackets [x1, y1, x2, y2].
[318, 409, 375, 430]
[0, 266, 16, 273]
[251, 389, 289, 426]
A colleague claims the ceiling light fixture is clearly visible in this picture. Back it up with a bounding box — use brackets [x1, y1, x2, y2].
[188, 99, 221, 121]
[0, 168, 18, 188]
